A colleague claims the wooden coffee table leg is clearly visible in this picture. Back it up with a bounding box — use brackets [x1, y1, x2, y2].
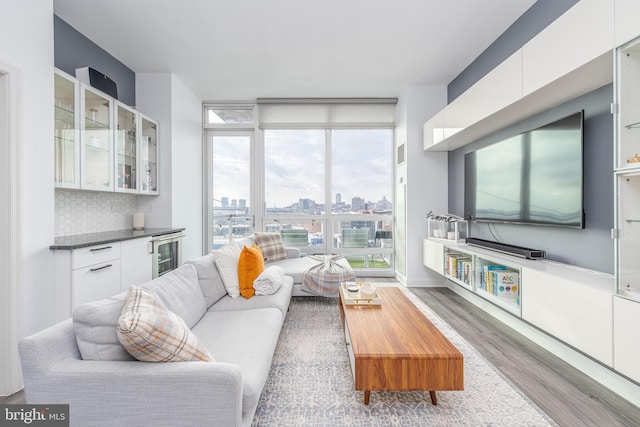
[429, 391, 437, 405]
[364, 390, 370, 405]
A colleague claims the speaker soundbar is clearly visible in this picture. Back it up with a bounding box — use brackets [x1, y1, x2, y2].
[75, 67, 118, 100]
[466, 237, 546, 260]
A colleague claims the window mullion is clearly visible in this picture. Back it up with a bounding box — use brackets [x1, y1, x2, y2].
[325, 128, 332, 254]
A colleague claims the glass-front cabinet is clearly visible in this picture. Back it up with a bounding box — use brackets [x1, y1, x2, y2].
[54, 70, 79, 188]
[140, 116, 159, 194]
[615, 36, 640, 302]
[53, 69, 159, 195]
[81, 84, 113, 191]
[115, 103, 138, 192]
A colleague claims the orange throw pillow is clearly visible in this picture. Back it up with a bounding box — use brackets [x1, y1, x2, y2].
[237, 244, 264, 299]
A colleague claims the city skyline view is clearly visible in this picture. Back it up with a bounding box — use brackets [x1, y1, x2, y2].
[212, 128, 394, 210]
[215, 193, 393, 214]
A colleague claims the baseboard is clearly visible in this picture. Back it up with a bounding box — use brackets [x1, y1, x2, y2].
[445, 282, 640, 408]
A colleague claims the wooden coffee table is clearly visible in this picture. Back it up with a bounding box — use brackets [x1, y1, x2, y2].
[339, 287, 464, 405]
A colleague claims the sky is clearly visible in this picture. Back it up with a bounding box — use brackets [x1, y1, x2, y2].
[212, 129, 393, 209]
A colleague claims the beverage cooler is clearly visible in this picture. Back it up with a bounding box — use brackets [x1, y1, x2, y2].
[151, 232, 184, 278]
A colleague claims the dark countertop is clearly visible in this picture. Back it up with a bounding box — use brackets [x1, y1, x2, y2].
[50, 228, 185, 250]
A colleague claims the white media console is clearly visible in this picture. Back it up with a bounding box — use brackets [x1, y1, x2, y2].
[423, 238, 640, 406]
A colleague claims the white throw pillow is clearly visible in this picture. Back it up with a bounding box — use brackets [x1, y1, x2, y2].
[212, 239, 243, 298]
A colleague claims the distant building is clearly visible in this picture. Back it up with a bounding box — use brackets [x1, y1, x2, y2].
[336, 193, 342, 204]
[352, 197, 365, 212]
[221, 197, 229, 207]
[239, 199, 246, 209]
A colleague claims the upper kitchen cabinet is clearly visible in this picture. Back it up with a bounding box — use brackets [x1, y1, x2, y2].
[115, 102, 139, 193]
[80, 83, 114, 191]
[54, 69, 160, 195]
[54, 70, 80, 189]
[139, 115, 159, 194]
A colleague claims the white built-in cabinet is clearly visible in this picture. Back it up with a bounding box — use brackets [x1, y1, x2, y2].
[54, 68, 159, 194]
[423, 0, 614, 152]
[423, 239, 615, 366]
[54, 70, 80, 188]
[614, 0, 640, 47]
[53, 238, 152, 322]
[120, 237, 153, 288]
[613, 296, 640, 383]
[81, 83, 114, 191]
[613, 34, 640, 384]
[521, 0, 613, 96]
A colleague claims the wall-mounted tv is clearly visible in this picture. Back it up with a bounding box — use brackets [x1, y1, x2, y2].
[464, 110, 584, 228]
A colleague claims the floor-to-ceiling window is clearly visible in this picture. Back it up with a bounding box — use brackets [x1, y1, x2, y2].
[204, 99, 396, 275]
[204, 105, 257, 251]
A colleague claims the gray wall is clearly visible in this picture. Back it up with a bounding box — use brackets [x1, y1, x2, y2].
[54, 16, 135, 106]
[448, 85, 614, 273]
[448, 0, 578, 102]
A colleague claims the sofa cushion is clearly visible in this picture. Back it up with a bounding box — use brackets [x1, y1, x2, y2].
[183, 254, 227, 308]
[209, 276, 293, 321]
[141, 264, 206, 329]
[73, 291, 132, 361]
[73, 264, 206, 361]
[117, 286, 214, 362]
[254, 232, 287, 262]
[191, 308, 283, 411]
[237, 244, 264, 299]
[213, 239, 243, 298]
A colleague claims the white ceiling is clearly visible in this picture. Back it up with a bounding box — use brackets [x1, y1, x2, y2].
[53, 0, 537, 101]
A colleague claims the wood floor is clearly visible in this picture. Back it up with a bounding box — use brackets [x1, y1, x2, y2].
[4, 284, 640, 427]
[410, 286, 640, 427]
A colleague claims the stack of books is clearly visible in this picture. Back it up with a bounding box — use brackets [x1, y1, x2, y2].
[445, 253, 472, 285]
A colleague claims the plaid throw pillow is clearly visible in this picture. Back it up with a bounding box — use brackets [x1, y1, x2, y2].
[254, 232, 287, 262]
[117, 286, 214, 362]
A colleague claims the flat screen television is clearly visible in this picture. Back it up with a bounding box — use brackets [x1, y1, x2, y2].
[464, 110, 584, 228]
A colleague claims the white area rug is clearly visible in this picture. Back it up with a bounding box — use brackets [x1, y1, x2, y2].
[252, 286, 557, 426]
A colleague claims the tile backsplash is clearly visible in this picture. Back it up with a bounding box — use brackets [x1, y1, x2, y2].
[55, 189, 138, 237]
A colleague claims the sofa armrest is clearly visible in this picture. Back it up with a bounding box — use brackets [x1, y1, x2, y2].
[19, 320, 244, 426]
[285, 247, 300, 258]
[23, 357, 243, 427]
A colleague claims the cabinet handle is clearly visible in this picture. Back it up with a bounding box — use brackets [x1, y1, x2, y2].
[90, 246, 112, 252]
[90, 264, 113, 272]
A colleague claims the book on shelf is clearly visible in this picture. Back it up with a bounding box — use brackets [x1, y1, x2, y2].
[446, 253, 472, 284]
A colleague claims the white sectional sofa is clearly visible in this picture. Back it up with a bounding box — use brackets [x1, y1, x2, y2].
[20, 259, 293, 427]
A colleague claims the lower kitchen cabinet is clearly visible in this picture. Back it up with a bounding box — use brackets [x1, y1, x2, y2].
[120, 237, 152, 290]
[53, 238, 152, 321]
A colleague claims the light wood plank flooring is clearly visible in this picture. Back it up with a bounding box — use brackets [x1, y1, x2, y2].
[410, 286, 640, 427]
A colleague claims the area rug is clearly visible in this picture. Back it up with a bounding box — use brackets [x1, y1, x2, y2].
[252, 286, 557, 426]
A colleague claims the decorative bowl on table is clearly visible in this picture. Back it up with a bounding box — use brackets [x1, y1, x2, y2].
[359, 283, 377, 298]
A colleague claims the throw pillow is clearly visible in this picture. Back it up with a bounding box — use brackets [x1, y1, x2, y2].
[237, 244, 265, 299]
[213, 239, 243, 298]
[254, 232, 287, 262]
[253, 265, 285, 296]
[117, 286, 214, 362]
